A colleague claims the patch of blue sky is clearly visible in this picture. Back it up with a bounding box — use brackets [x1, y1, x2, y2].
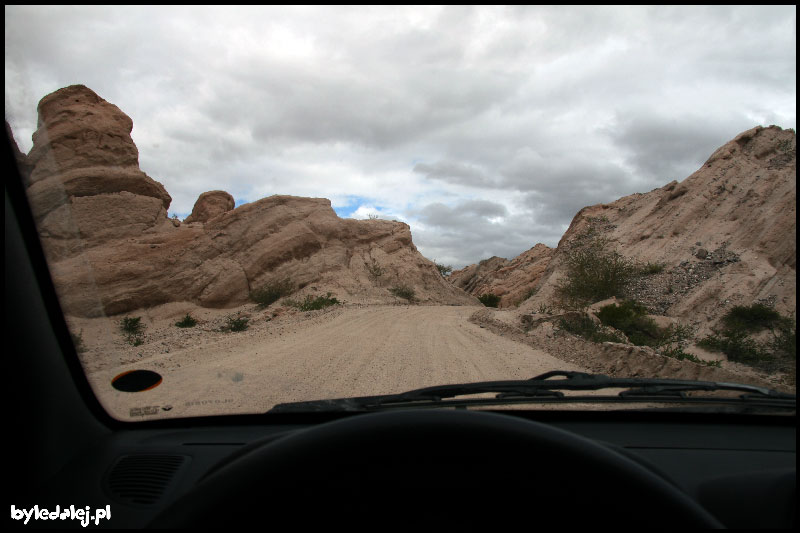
[332, 195, 388, 219]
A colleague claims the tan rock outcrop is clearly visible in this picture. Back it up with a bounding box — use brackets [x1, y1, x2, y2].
[521, 125, 796, 337]
[20, 85, 477, 317]
[24, 85, 172, 262]
[450, 244, 554, 307]
[184, 190, 235, 223]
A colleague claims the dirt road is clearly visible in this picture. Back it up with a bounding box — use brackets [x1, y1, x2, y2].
[86, 305, 588, 420]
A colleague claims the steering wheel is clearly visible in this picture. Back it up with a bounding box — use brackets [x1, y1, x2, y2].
[150, 410, 723, 528]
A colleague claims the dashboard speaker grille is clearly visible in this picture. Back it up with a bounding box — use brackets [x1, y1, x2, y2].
[106, 454, 188, 505]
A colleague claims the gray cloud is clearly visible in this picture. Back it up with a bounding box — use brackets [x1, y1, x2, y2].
[5, 5, 795, 268]
[413, 161, 496, 187]
[606, 113, 760, 185]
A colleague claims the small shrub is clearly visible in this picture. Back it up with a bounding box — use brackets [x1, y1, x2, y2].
[175, 313, 197, 328]
[251, 278, 294, 308]
[555, 235, 637, 309]
[434, 261, 453, 277]
[558, 315, 626, 344]
[639, 262, 666, 275]
[121, 316, 144, 335]
[285, 293, 341, 312]
[537, 303, 553, 315]
[721, 304, 783, 332]
[597, 301, 661, 347]
[657, 323, 694, 347]
[478, 293, 501, 308]
[777, 138, 794, 152]
[366, 259, 385, 281]
[698, 304, 796, 366]
[661, 346, 721, 367]
[223, 315, 249, 332]
[698, 330, 769, 364]
[120, 316, 145, 346]
[389, 285, 416, 302]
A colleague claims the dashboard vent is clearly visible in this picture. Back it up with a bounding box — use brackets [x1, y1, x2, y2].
[106, 454, 188, 506]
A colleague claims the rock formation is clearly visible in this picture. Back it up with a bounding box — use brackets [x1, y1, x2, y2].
[23, 85, 172, 261]
[18, 85, 477, 317]
[519, 125, 796, 337]
[449, 244, 554, 308]
[184, 190, 235, 224]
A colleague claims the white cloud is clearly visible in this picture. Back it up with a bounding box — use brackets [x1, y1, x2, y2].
[5, 5, 796, 267]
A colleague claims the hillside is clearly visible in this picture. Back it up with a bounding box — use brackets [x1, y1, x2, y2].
[13, 85, 477, 317]
[453, 126, 795, 332]
[521, 126, 795, 335]
[449, 244, 554, 308]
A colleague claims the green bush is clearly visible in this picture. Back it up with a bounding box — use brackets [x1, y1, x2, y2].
[721, 304, 783, 332]
[597, 301, 661, 347]
[555, 236, 637, 308]
[285, 293, 340, 312]
[251, 278, 294, 308]
[120, 316, 145, 346]
[175, 313, 197, 328]
[698, 304, 796, 365]
[478, 293, 501, 307]
[661, 346, 721, 367]
[434, 261, 453, 277]
[223, 315, 249, 332]
[658, 323, 694, 347]
[558, 315, 626, 344]
[121, 316, 144, 335]
[389, 285, 416, 302]
[698, 330, 769, 364]
[639, 262, 666, 275]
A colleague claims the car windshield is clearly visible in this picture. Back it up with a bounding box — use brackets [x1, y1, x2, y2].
[4, 5, 796, 421]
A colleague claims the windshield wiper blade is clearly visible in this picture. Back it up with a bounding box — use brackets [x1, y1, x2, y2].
[267, 371, 796, 412]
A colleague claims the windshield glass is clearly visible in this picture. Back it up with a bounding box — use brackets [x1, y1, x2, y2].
[5, 5, 796, 420]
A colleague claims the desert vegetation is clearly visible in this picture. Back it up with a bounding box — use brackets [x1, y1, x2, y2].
[557, 301, 720, 367]
[284, 293, 341, 312]
[520, 287, 538, 304]
[221, 314, 249, 332]
[478, 293, 501, 307]
[434, 260, 453, 277]
[638, 261, 666, 275]
[698, 304, 796, 368]
[251, 278, 294, 308]
[555, 234, 638, 309]
[365, 259, 385, 282]
[120, 316, 146, 346]
[557, 314, 627, 344]
[175, 313, 197, 328]
[389, 285, 416, 302]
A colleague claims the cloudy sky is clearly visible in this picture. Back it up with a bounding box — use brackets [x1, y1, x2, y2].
[5, 5, 796, 268]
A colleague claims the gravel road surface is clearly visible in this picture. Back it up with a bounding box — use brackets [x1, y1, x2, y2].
[87, 305, 588, 420]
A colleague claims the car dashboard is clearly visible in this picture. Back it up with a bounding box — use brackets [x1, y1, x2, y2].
[5, 130, 796, 529]
[18, 411, 796, 528]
